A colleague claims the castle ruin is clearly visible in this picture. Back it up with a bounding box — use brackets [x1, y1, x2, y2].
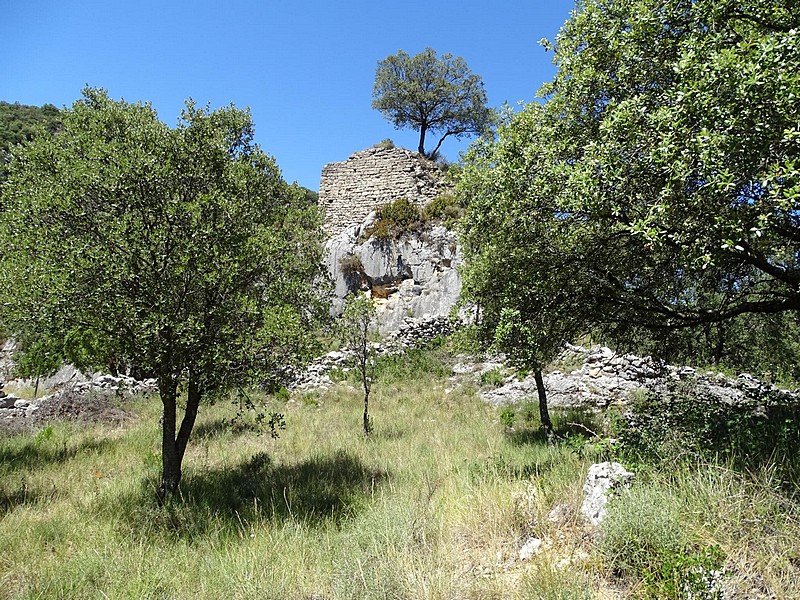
[319, 146, 449, 236]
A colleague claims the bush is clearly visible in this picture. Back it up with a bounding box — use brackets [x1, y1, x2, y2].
[480, 367, 505, 387]
[599, 484, 688, 581]
[423, 193, 463, 226]
[338, 253, 364, 276]
[499, 406, 516, 428]
[365, 198, 424, 240]
[373, 138, 395, 149]
[373, 345, 449, 383]
[615, 380, 800, 481]
[602, 484, 728, 599]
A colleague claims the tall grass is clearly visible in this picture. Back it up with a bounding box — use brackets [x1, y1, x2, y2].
[1, 346, 798, 598]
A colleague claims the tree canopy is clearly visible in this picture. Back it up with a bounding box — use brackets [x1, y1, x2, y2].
[372, 48, 494, 158]
[459, 0, 800, 377]
[0, 88, 327, 496]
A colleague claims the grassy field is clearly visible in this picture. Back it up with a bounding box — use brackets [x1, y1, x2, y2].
[1, 347, 798, 599]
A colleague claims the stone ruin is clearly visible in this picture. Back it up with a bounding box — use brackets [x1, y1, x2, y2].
[319, 145, 461, 328]
[319, 145, 450, 236]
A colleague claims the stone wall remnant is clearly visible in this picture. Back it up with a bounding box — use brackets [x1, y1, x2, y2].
[319, 146, 449, 236]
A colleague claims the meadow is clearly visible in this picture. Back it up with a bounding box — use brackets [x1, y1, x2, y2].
[1, 346, 798, 599]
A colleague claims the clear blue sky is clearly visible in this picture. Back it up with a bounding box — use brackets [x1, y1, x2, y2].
[2, 1, 576, 191]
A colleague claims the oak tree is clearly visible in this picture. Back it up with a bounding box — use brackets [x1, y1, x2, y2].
[459, 0, 800, 377]
[0, 88, 327, 498]
[372, 48, 494, 158]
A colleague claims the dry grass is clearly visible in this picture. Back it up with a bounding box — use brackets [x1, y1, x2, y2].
[0, 350, 797, 599]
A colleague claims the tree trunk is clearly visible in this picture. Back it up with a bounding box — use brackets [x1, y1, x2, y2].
[159, 377, 180, 501]
[157, 372, 202, 501]
[418, 125, 427, 156]
[533, 368, 554, 442]
[363, 386, 370, 437]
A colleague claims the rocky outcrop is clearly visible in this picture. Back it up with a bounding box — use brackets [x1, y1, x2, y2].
[324, 214, 462, 330]
[320, 146, 449, 236]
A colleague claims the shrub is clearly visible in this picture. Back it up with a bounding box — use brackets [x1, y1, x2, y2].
[365, 198, 424, 240]
[339, 253, 364, 276]
[480, 367, 506, 388]
[499, 406, 516, 428]
[599, 483, 688, 582]
[615, 380, 800, 480]
[423, 193, 463, 226]
[373, 138, 395, 149]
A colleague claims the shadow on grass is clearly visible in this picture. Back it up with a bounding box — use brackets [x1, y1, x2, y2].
[505, 405, 603, 448]
[0, 476, 64, 514]
[0, 437, 115, 473]
[469, 451, 557, 481]
[192, 417, 262, 440]
[100, 449, 387, 540]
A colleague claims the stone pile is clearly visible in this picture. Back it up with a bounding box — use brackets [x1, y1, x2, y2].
[0, 371, 157, 423]
[480, 343, 799, 410]
[289, 315, 455, 392]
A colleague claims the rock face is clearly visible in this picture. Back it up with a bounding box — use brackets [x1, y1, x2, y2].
[580, 462, 635, 526]
[324, 214, 462, 330]
[319, 146, 450, 236]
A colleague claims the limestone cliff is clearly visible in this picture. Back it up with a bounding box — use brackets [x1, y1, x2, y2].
[324, 213, 462, 331]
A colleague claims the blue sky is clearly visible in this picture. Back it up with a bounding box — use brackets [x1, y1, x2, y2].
[2, 1, 577, 191]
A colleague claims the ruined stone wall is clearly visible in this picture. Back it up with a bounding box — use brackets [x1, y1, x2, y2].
[319, 146, 449, 236]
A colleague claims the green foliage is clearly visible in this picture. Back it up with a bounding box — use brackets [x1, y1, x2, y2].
[648, 545, 726, 600]
[498, 406, 516, 428]
[340, 294, 378, 436]
[479, 367, 505, 387]
[364, 197, 424, 240]
[614, 381, 800, 482]
[599, 484, 688, 583]
[373, 138, 395, 149]
[457, 0, 800, 374]
[442, 324, 481, 355]
[338, 253, 365, 276]
[373, 344, 450, 384]
[0, 101, 61, 181]
[0, 88, 327, 495]
[422, 193, 463, 226]
[601, 482, 727, 599]
[372, 47, 494, 157]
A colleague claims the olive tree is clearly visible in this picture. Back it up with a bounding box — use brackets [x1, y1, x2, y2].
[0, 88, 327, 498]
[372, 48, 494, 158]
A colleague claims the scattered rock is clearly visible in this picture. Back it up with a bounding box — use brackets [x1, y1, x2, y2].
[480, 343, 799, 415]
[580, 462, 635, 526]
[289, 315, 455, 392]
[519, 537, 543, 560]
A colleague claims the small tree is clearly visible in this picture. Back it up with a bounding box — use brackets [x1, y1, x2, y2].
[340, 294, 377, 436]
[458, 108, 593, 441]
[372, 48, 494, 158]
[0, 88, 327, 499]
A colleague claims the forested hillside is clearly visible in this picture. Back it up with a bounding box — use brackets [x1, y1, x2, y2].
[0, 101, 62, 178]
